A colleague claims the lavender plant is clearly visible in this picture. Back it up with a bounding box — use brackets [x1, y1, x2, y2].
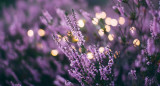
[0, 0, 88, 85]
[1, 0, 160, 85]
[51, 10, 115, 86]
[112, 0, 160, 85]
[49, 0, 160, 85]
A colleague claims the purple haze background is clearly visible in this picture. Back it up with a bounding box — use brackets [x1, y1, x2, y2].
[0, 0, 160, 86]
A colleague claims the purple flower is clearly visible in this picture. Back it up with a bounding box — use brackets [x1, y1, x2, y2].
[151, 17, 160, 37]
[52, 10, 114, 85]
[145, 77, 154, 86]
[128, 70, 137, 80]
[147, 38, 156, 55]
[10, 82, 21, 86]
[65, 10, 85, 46]
[113, 4, 124, 16]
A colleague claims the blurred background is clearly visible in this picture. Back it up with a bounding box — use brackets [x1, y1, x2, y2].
[0, 0, 112, 86]
[1, 0, 159, 86]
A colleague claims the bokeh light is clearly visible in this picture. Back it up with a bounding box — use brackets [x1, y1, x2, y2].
[130, 27, 136, 34]
[108, 34, 114, 41]
[111, 19, 118, 27]
[101, 12, 106, 19]
[99, 47, 105, 53]
[27, 30, 34, 37]
[118, 17, 125, 25]
[133, 39, 140, 47]
[38, 29, 45, 37]
[77, 19, 85, 28]
[96, 13, 101, 19]
[51, 49, 59, 56]
[72, 36, 79, 42]
[96, 11, 106, 19]
[98, 29, 104, 36]
[92, 18, 99, 25]
[105, 25, 111, 32]
[87, 52, 94, 59]
[57, 34, 62, 42]
[105, 17, 112, 25]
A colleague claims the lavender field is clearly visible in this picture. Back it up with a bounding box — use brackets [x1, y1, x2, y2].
[0, 0, 160, 86]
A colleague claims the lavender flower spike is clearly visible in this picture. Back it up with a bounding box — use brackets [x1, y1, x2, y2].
[129, 70, 137, 80]
[147, 38, 156, 55]
[151, 17, 160, 37]
[65, 10, 85, 46]
[41, 10, 53, 25]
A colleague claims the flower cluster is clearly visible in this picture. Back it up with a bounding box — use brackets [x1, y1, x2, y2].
[112, 0, 160, 85]
[0, 0, 88, 85]
[1, 0, 160, 85]
[52, 10, 115, 86]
